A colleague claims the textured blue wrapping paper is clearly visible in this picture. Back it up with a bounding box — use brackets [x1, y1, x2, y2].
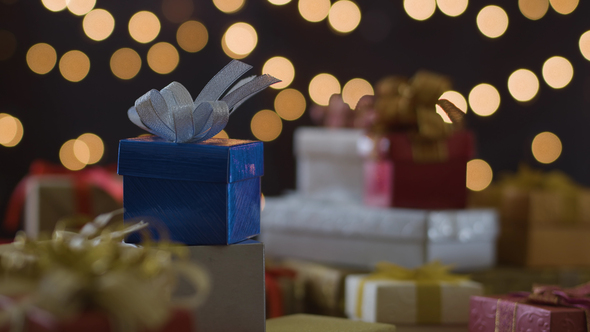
[118, 135, 262, 245]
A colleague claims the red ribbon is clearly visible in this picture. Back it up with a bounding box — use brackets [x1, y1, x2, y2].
[265, 268, 297, 319]
[3, 160, 123, 233]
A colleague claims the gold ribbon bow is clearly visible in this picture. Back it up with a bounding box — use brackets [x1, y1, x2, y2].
[356, 261, 468, 323]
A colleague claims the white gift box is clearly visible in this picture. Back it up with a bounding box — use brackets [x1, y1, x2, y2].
[176, 240, 265, 332]
[345, 274, 482, 325]
[294, 127, 364, 203]
[260, 195, 499, 271]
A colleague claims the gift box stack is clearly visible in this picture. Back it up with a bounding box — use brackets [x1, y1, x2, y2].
[260, 70, 499, 330]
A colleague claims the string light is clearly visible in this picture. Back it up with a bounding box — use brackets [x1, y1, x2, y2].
[41, 0, 66, 12]
[128, 11, 160, 44]
[26, 43, 57, 75]
[59, 50, 91, 82]
[275, 88, 306, 121]
[342, 78, 374, 109]
[213, 130, 229, 139]
[477, 5, 508, 38]
[66, 0, 95, 16]
[466, 159, 493, 191]
[542, 56, 573, 89]
[309, 73, 341, 106]
[147, 42, 179, 74]
[298, 0, 331, 22]
[268, 0, 291, 5]
[580, 31, 590, 61]
[83, 9, 115, 41]
[251, 110, 283, 142]
[436, 90, 467, 122]
[436, 0, 468, 17]
[177, 21, 208, 53]
[404, 0, 436, 21]
[60, 139, 86, 171]
[213, 0, 245, 14]
[77, 133, 104, 164]
[223, 23, 257, 58]
[262, 56, 295, 89]
[532, 132, 562, 164]
[110, 48, 141, 80]
[508, 69, 539, 102]
[328, 1, 361, 34]
[519, 0, 549, 20]
[549, 0, 578, 15]
[468, 84, 500, 117]
[0, 114, 23, 147]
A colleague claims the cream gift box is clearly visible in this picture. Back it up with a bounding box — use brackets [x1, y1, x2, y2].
[260, 195, 499, 271]
[345, 275, 483, 324]
[294, 127, 364, 202]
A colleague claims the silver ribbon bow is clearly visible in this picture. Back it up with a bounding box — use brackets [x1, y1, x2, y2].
[128, 60, 280, 143]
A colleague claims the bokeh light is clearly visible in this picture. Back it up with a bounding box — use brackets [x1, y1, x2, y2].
[268, 0, 291, 4]
[309, 73, 341, 106]
[436, 0, 468, 17]
[41, 0, 66, 12]
[213, 0, 245, 14]
[0, 30, 17, 61]
[213, 130, 229, 139]
[549, 0, 578, 14]
[542, 56, 573, 89]
[60, 139, 86, 171]
[275, 88, 306, 121]
[580, 31, 590, 61]
[110, 48, 141, 80]
[128, 11, 160, 44]
[162, 0, 194, 23]
[508, 69, 539, 102]
[73, 139, 90, 165]
[147, 42, 179, 74]
[221, 34, 244, 59]
[298, 0, 331, 22]
[404, 0, 436, 21]
[532, 132, 562, 164]
[468, 84, 500, 117]
[262, 56, 294, 89]
[261, 193, 266, 212]
[66, 0, 95, 16]
[466, 159, 493, 191]
[436, 90, 467, 123]
[177, 21, 208, 53]
[477, 5, 509, 38]
[223, 23, 257, 58]
[519, 0, 549, 20]
[83, 9, 115, 41]
[251, 110, 283, 142]
[26, 43, 57, 75]
[328, 1, 361, 34]
[59, 50, 91, 82]
[77, 133, 104, 164]
[342, 78, 374, 109]
[0, 114, 23, 147]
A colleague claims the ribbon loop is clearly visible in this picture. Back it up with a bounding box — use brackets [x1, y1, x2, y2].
[128, 60, 279, 143]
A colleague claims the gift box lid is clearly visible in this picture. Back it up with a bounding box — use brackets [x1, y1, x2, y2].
[118, 136, 263, 183]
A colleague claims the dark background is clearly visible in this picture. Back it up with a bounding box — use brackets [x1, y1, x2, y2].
[1, 0, 589, 235]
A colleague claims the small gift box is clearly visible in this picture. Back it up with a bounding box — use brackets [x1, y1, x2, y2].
[345, 262, 483, 325]
[266, 314, 396, 332]
[118, 60, 278, 245]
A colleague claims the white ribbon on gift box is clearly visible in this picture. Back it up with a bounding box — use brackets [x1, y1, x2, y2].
[128, 60, 280, 143]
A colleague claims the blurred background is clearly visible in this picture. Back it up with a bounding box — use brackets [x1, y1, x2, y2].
[0, 0, 588, 235]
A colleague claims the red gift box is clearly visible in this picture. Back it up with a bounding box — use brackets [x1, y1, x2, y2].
[363, 130, 474, 209]
[469, 295, 586, 332]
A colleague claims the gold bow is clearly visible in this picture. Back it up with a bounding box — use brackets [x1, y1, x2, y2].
[355, 261, 468, 322]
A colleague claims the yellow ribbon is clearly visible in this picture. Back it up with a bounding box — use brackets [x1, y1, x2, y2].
[355, 261, 468, 323]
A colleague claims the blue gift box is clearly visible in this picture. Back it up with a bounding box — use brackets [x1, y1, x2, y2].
[117, 135, 263, 245]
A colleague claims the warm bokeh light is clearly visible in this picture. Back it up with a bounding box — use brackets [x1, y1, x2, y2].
[275, 88, 306, 121]
[466, 159, 493, 191]
[221, 34, 245, 59]
[477, 5, 509, 38]
[532, 132, 562, 164]
[223, 23, 257, 57]
[468, 84, 500, 117]
[542, 56, 573, 89]
[77, 133, 104, 164]
[404, 0, 436, 21]
[213, 0, 245, 14]
[82, 9, 115, 41]
[251, 110, 283, 142]
[162, 0, 194, 23]
[0, 30, 17, 61]
[549, 0, 578, 14]
[66, 0, 95, 15]
[436, 90, 467, 123]
[177, 21, 208, 53]
[110, 48, 141, 80]
[59, 50, 91, 82]
[26, 43, 57, 75]
[342, 78, 374, 109]
[147, 42, 179, 74]
[519, 0, 549, 20]
[0, 114, 23, 147]
[580, 31, 590, 61]
[128, 11, 160, 44]
[268, 0, 291, 4]
[298, 0, 331, 22]
[73, 139, 90, 165]
[436, 0, 468, 17]
[41, 0, 66, 12]
[508, 69, 539, 102]
[309, 73, 341, 106]
[328, 1, 361, 34]
[60, 139, 86, 171]
[262, 56, 294, 89]
[213, 130, 229, 139]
